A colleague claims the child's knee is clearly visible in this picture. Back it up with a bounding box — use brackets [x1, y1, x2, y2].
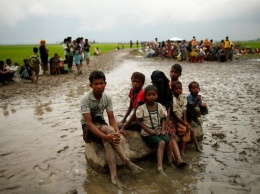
[158, 140, 165, 148]
[107, 126, 116, 134]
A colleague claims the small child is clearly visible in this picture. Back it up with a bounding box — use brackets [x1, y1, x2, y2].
[52, 53, 61, 75]
[186, 81, 208, 126]
[136, 85, 172, 175]
[197, 48, 205, 63]
[169, 63, 182, 89]
[151, 70, 187, 168]
[190, 49, 197, 63]
[30, 47, 41, 82]
[171, 81, 202, 156]
[118, 72, 145, 137]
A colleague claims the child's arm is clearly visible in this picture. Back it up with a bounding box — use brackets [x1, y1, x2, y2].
[174, 110, 191, 130]
[120, 101, 133, 123]
[136, 118, 157, 136]
[83, 113, 116, 144]
[107, 111, 120, 133]
[161, 117, 166, 135]
[120, 105, 137, 136]
[187, 95, 202, 108]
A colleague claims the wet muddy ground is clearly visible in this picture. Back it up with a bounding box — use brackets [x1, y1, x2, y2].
[0, 49, 260, 194]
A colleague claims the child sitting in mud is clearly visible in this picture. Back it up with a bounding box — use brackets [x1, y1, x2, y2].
[151, 70, 187, 168]
[186, 81, 208, 126]
[136, 85, 172, 175]
[118, 72, 145, 137]
[171, 81, 202, 156]
[80, 70, 143, 189]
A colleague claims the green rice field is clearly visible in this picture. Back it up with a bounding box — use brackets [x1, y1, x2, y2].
[0, 43, 130, 65]
[0, 41, 259, 66]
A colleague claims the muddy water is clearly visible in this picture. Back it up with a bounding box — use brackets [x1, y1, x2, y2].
[1, 52, 260, 194]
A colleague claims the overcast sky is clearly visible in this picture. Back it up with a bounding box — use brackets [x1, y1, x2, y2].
[0, 0, 259, 44]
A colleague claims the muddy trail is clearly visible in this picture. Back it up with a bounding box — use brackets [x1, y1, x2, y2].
[0, 49, 260, 194]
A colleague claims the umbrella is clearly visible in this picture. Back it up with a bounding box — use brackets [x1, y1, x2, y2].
[169, 37, 183, 41]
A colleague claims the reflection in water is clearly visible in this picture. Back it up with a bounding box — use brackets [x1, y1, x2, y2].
[34, 101, 53, 116]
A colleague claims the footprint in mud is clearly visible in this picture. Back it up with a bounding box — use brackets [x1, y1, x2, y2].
[212, 132, 226, 139]
[57, 146, 69, 153]
[211, 142, 220, 149]
[34, 101, 53, 116]
[0, 151, 14, 156]
[60, 134, 67, 138]
[33, 164, 50, 178]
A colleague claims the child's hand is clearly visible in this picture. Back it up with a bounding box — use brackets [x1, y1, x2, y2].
[161, 130, 166, 135]
[201, 103, 207, 107]
[120, 128, 129, 138]
[196, 95, 201, 102]
[111, 133, 121, 146]
[149, 129, 157, 136]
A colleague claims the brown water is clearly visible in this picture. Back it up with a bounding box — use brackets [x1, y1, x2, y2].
[1, 52, 260, 194]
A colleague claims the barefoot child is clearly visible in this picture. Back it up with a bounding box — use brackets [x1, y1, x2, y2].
[171, 81, 202, 156]
[30, 47, 41, 82]
[151, 70, 187, 168]
[80, 71, 142, 189]
[118, 72, 145, 137]
[186, 81, 208, 125]
[136, 85, 172, 175]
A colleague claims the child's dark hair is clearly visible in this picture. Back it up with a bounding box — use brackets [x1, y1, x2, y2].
[188, 81, 199, 90]
[6, 59, 11, 64]
[171, 80, 182, 89]
[33, 47, 38, 53]
[144, 85, 158, 96]
[131, 72, 145, 84]
[0, 60, 4, 65]
[171, 64, 182, 74]
[23, 58, 29, 63]
[89, 70, 106, 84]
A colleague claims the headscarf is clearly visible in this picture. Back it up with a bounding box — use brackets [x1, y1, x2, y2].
[151, 70, 172, 109]
[40, 40, 46, 46]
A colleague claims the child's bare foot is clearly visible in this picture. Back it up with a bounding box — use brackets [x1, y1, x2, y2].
[157, 168, 167, 176]
[111, 175, 127, 189]
[181, 151, 186, 157]
[176, 159, 187, 168]
[168, 162, 175, 168]
[125, 159, 143, 174]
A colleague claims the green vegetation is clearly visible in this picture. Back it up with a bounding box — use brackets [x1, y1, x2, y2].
[0, 41, 259, 65]
[0, 43, 130, 65]
[239, 41, 260, 49]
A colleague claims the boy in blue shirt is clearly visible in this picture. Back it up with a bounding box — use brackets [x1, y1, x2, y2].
[186, 81, 208, 125]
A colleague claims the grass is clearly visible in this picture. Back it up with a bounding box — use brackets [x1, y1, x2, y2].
[0, 43, 131, 65]
[239, 41, 260, 49]
[0, 41, 259, 65]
